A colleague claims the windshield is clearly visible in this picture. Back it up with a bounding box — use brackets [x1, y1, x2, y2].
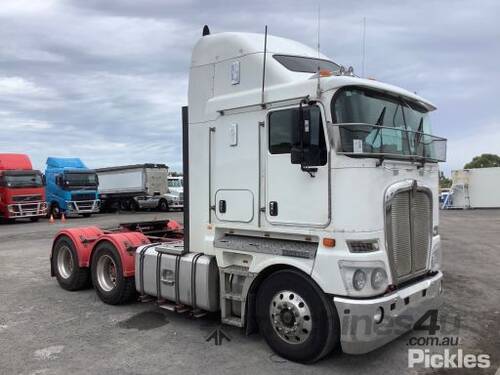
[64, 172, 98, 187]
[331, 87, 446, 162]
[1, 172, 44, 188]
[168, 179, 182, 188]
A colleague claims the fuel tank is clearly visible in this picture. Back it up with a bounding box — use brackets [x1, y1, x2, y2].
[135, 243, 219, 312]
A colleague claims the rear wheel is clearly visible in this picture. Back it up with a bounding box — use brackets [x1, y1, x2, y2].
[52, 235, 90, 290]
[256, 269, 340, 363]
[129, 199, 139, 212]
[91, 242, 136, 305]
[119, 199, 130, 211]
[158, 199, 169, 212]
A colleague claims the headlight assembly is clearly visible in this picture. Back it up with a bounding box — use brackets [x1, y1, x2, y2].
[339, 260, 389, 297]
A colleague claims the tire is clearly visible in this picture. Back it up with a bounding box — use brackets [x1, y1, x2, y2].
[52, 235, 90, 291]
[30, 217, 40, 222]
[158, 199, 169, 212]
[129, 199, 139, 212]
[50, 203, 61, 218]
[119, 199, 130, 211]
[81, 213, 91, 218]
[256, 269, 340, 363]
[91, 242, 136, 305]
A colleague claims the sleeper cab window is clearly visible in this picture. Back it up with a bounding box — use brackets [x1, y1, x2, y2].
[268, 106, 327, 165]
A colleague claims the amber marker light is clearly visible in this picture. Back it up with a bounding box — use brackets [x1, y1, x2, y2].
[319, 69, 333, 77]
[323, 238, 336, 248]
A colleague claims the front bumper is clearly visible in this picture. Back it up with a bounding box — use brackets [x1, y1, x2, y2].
[168, 200, 184, 209]
[7, 202, 47, 218]
[334, 271, 443, 354]
[66, 200, 100, 215]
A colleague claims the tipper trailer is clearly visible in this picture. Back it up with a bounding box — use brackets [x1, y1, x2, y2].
[0, 153, 47, 222]
[50, 27, 446, 363]
[96, 164, 170, 212]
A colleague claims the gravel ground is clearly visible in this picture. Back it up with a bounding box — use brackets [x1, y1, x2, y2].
[0, 210, 498, 375]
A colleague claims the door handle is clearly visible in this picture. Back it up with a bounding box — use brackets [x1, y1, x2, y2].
[269, 201, 278, 216]
[219, 200, 227, 213]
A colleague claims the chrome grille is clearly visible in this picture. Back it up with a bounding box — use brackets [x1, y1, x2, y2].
[12, 195, 42, 202]
[390, 192, 412, 277]
[413, 192, 432, 272]
[72, 193, 96, 201]
[386, 184, 432, 283]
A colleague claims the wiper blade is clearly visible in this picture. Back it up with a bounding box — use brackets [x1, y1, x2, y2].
[375, 107, 386, 126]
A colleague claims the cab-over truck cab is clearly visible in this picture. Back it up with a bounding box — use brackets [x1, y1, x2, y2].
[45, 157, 100, 217]
[0, 153, 47, 222]
[186, 30, 446, 360]
[165, 176, 184, 210]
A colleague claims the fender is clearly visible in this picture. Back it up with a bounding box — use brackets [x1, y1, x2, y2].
[51, 226, 104, 274]
[91, 232, 151, 277]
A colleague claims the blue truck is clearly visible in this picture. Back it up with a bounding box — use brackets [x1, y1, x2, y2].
[45, 157, 100, 217]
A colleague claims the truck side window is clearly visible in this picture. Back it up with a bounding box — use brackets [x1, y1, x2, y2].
[268, 106, 327, 163]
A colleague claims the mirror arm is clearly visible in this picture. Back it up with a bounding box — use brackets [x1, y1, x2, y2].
[301, 166, 317, 177]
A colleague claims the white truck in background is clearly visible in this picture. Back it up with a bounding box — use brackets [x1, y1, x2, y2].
[443, 167, 500, 209]
[164, 176, 183, 210]
[96, 164, 170, 212]
[51, 27, 447, 363]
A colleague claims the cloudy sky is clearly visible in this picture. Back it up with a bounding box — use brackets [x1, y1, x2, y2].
[1, 0, 498, 174]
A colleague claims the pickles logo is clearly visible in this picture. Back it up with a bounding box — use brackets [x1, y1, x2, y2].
[408, 349, 491, 369]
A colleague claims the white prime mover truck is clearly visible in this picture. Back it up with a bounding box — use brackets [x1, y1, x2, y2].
[50, 27, 446, 363]
[165, 175, 184, 210]
[96, 164, 170, 212]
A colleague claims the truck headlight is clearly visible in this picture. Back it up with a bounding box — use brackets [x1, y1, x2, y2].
[353, 270, 367, 290]
[339, 261, 389, 297]
[371, 268, 388, 289]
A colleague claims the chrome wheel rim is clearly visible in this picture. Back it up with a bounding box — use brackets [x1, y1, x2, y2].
[269, 290, 312, 344]
[57, 245, 73, 279]
[96, 254, 117, 292]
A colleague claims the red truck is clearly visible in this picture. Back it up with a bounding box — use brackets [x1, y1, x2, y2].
[0, 153, 47, 223]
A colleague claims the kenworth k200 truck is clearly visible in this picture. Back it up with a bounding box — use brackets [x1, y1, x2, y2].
[0, 153, 46, 222]
[45, 157, 100, 217]
[50, 29, 446, 363]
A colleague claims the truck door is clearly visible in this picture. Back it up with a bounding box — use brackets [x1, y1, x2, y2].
[265, 104, 330, 227]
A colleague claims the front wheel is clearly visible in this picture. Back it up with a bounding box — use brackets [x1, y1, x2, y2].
[91, 242, 136, 305]
[158, 199, 169, 212]
[30, 217, 39, 222]
[81, 213, 91, 218]
[50, 203, 61, 218]
[256, 269, 340, 363]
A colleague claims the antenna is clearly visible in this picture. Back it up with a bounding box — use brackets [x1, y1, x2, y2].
[316, 4, 321, 98]
[362, 17, 366, 77]
[261, 25, 268, 107]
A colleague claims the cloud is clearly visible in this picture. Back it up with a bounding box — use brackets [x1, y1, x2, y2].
[0, 0, 498, 176]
